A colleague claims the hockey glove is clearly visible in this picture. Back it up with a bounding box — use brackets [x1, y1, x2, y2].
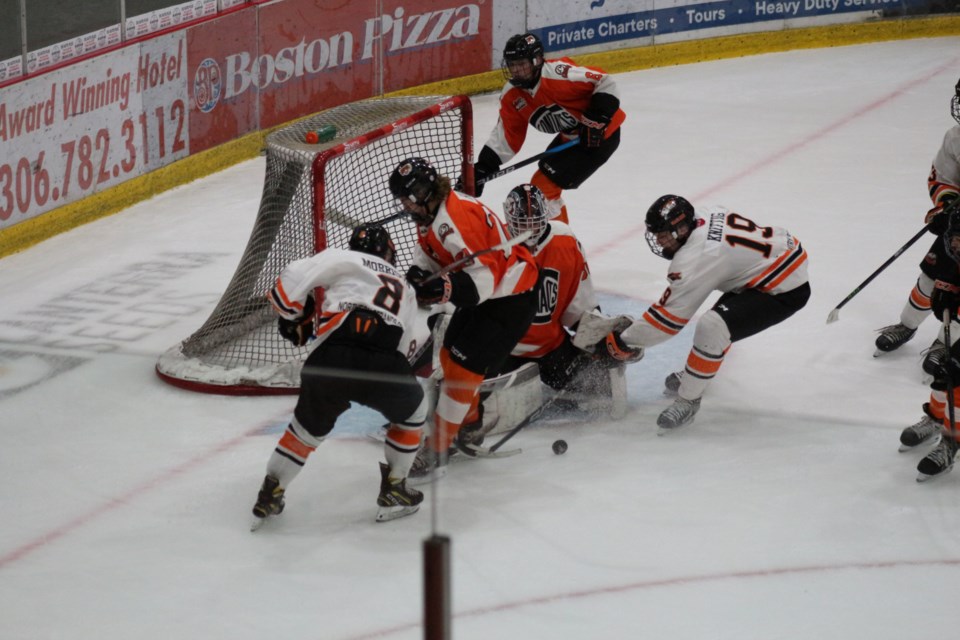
[578, 113, 610, 149]
[601, 331, 643, 364]
[472, 146, 502, 197]
[276, 296, 315, 347]
[931, 280, 960, 323]
[926, 194, 959, 235]
[407, 265, 452, 306]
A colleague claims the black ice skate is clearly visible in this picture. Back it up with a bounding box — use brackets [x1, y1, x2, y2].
[899, 403, 941, 452]
[250, 475, 285, 531]
[916, 434, 959, 482]
[657, 397, 701, 433]
[921, 338, 947, 377]
[407, 445, 449, 485]
[874, 323, 916, 355]
[376, 463, 423, 522]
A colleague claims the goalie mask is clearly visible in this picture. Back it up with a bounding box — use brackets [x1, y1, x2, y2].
[502, 33, 544, 90]
[645, 194, 696, 260]
[952, 77, 960, 125]
[503, 184, 548, 247]
[349, 224, 397, 266]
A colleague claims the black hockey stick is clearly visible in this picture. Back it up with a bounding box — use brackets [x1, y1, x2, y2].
[826, 223, 931, 324]
[943, 309, 957, 442]
[420, 230, 532, 283]
[476, 139, 579, 186]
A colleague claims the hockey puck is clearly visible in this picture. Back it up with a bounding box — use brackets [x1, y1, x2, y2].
[552, 439, 568, 455]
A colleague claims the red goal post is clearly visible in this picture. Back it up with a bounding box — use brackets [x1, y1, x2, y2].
[156, 95, 473, 394]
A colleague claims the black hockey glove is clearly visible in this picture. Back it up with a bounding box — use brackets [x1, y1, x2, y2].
[931, 280, 960, 323]
[472, 146, 502, 197]
[600, 331, 643, 364]
[277, 296, 316, 347]
[578, 113, 610, 149]
[407, 266, 479, 307]
[926, 194, 959, 235]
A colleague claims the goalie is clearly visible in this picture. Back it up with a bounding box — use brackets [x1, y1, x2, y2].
[461, 184, 641, 445]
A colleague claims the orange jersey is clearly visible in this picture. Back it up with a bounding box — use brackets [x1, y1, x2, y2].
[412, 190, 539, 302]
[512, 222, 597, 358]
[485, 57, 626, 163]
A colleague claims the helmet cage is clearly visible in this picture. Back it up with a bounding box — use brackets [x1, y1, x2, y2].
[503, 184, 548, 246]
[645, 195, 696, 259]
[501, 33, 544, 89]
[952, 78, 960, 125]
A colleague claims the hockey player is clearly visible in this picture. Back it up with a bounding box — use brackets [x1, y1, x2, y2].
[251, 224, 430, 527]
[898, 208, 960, 481]
[607, 195, 810, 432]
[491, 183, 637, 403]
[388, 158, 540, 479]
[472, 32, 625, 224]
[874, 78, 960, 373]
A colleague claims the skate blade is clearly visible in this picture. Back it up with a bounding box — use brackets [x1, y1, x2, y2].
[917, 461, 955, 483]
[899, 435, 940, 453]
[376, 504, 420, 522]
[407, 466, 448, 487]
[250, 516, 268, 532]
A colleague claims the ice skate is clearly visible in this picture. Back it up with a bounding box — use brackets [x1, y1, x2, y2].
[407, 445, 449, 486]
[899, 403, 941, 452]
[375, 463, 423, 522]
[921, 338, 947, 377]
[250, 475, 285, 531]
[916, 435, 959, 482]
[664, 370, 684, 395]
[657, 397, 701, 434]
[874, 323, 916, 356]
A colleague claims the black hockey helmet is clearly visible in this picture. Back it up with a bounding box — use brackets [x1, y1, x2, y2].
[349, 223, 396, 265]
[389, 157, 439, 205]
[503, 183, 548, 246]
[502, 33, 544, 89]
[944, 208, 960, 264]
[952, 77, 960, 125]
[645, 194, 696, 259]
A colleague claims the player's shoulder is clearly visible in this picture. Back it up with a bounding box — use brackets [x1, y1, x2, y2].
[943, 125, 960, 151]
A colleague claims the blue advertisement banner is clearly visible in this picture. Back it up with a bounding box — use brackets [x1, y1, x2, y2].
[533, 0, 944, 51]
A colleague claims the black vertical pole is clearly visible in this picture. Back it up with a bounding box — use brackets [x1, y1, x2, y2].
[423, 534, 451, 640]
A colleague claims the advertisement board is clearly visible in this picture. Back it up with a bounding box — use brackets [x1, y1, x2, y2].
[0, 33, 188, 230]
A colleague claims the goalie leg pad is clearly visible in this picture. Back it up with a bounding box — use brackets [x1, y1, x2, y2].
[479, 362, 543, 437]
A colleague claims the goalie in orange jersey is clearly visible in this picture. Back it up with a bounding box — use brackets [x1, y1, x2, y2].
[388, 158, 540, 481]
[472, 32, 626, 224]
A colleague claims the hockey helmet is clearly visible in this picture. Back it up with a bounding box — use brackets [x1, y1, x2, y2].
[503, 184, 548, 246]
[389, 157, 439, 205]
[349, 224, 396, 266]
[944, 208, 960, 264]
[645, 194, 696, 259]
[952, 77, 960, 125]
[502, 33, 544, 89]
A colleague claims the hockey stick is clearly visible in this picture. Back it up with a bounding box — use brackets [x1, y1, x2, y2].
[943, 309, 957, 442]
[323, 207, 409, 230]
[476, 139, 579, 186]
[825, 223, 931, 324]
[420, 230, 533, 283]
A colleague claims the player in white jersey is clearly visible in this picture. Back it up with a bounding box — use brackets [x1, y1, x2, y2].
[250, 224, 432, 527]
[874, 78, 960, 371]
[607, 195, 811, 431]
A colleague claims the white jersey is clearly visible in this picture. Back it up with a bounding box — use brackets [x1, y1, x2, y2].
[622, 207, 809, 348]
[930, 125, 960, 203]
[269, 248, 430, 361]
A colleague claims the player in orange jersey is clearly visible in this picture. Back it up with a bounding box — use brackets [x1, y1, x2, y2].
[388, 158, 540, 480]
[473, 33, 625, 224]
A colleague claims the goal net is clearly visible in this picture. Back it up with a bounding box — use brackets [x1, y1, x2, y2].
[156, 95, 473, 394]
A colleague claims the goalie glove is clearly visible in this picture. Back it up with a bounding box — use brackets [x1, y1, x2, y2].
[601, 331, 643, 364]
[277, 296, 315, 347]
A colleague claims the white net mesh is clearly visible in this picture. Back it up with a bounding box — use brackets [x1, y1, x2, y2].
[156, 95, 472, 393]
